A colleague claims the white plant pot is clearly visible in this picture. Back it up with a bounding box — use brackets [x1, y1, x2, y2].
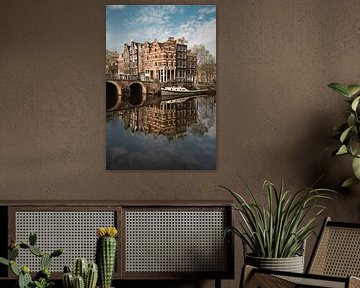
[245, 254, 305, 273]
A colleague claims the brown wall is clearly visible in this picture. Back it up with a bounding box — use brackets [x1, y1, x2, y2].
[1, 0, 360, 287]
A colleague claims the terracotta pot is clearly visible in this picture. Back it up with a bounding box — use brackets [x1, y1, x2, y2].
[245, 254, 305, 273]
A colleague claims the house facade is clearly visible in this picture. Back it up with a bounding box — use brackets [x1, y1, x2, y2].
[117, 37, 197, 83]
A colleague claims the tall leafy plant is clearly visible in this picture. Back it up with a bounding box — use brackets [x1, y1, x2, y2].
[220, 179, 334, 258]
[328, 83, 360, 187]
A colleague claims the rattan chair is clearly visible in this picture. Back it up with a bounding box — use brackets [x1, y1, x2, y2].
[241, 217, 360, 288]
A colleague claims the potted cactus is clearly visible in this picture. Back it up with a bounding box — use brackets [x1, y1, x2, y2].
[96, 227, 118, 288]
[62, 258, 98, 288]
[0, 232, 63, 288]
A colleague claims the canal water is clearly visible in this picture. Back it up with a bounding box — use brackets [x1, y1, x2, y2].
[106, 94, 216, 170]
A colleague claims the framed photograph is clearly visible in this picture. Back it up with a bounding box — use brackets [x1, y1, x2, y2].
[106, 5, 216, 170]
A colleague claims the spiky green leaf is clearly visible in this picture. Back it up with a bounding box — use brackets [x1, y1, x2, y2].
[340, 126, 353, 143]
[0, 257, 9, 266]
[347, 85, 360, 97]
[351, 96, 360, 111]
[336, 144, 348, 155]
[328, 83, 351, 97]
[349, 135, 360, 157]
[342, 177, 360, 188]
[347, 114, 356, 129]
[352, 157, 360, 179]
[10, 261, 20, 276]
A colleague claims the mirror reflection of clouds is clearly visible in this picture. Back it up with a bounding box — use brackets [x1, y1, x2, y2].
[106, 96, 216, 170]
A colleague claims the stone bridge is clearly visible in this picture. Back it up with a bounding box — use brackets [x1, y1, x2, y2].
[106, 78, 161, 110]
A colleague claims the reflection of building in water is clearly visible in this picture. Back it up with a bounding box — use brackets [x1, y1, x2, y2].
[188, 96, 216, 137]
[195, 96, 216, 128]
[123, 100, 197, 140]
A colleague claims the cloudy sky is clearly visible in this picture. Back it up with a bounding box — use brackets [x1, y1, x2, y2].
[106, 5, 216, 58]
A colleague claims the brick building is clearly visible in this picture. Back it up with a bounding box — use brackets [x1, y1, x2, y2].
[186, 50, 197, 83]
[117, 37, 196, 83]
[118, 41, 141, 79]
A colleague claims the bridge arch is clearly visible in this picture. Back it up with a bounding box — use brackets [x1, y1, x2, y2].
[128, 81, 147, 106]
[106, 81, 122, 110]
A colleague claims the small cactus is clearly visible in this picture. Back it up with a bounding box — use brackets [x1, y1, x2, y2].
[29, 232, 37, 246]
[63, 259, 98, 288]
[33, 278, 53, 288]
[35, 268, 50, 281]
[51, 248, 64, 258]
[96, 227, 118, 288]
[18, 269, 32, 288]
[74, 258, 88, 279]
[63, 265, 72, 273]
[63, 272, 74, 288]
[0, 232, 63, 288]
[21, 265, 30, 274]
[74, 275, 85, 288]
[19, 243, 30, 249]
[41, 253, 52, 270]
[85, 263, 98, 288]
[10, 260, 20, 276]
[9, 246, 19, 260]
[29, 245, 44, 257]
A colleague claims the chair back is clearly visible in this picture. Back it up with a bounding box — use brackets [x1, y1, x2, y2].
[307, 217, 360, 277]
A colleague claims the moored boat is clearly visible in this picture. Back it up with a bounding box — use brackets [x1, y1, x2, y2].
[161, 86, 214, 96]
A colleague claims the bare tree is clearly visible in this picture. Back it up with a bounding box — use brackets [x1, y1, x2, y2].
[191, 45, 216, 84]
[106, 50, 119, 76]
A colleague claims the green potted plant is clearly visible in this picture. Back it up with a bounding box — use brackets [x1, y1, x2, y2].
[219, 178, 334, 272]
[0, 232, 64, 288]
[328, 82, 360, 187]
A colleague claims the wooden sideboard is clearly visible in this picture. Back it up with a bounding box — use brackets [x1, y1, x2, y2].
[0, 201, 234, 288]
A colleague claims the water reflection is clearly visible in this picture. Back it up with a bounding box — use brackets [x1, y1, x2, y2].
[106, 94, 216, 170]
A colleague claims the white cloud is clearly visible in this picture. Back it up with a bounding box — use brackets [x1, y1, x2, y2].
[107, 5, 126, 10]
[132, 25, 171, 43]
[131, 5, 178, 26]
[198, 6, 216, 15]
[175, 18, 216, 58]
[106, 31, 115, 51]
[107, 31, 124, 53]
